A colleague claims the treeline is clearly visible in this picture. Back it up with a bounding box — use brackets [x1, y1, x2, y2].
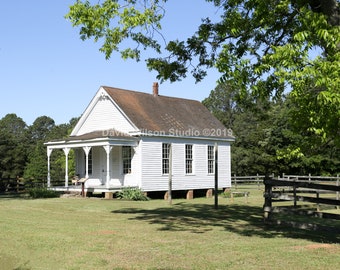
[0, 114, 78, 181]
[203, 84, 340, 176]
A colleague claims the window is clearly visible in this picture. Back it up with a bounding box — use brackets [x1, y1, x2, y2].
[84, 149, 93, 175]
[185, 144, 193, 174]
[88, 149, 93, 175]
[122, 146, 132, 174]
[208, 145, 214, 174]
[162, 143, 171, 174]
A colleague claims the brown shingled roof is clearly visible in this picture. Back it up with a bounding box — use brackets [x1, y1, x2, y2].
[102, 86, 233, 139]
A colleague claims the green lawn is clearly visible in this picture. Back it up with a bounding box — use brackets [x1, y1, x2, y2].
[0, 186, 339, 270]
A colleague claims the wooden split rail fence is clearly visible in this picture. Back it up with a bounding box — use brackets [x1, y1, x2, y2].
[231, 174, 267, 189]
[263, 177, 340, 231]
[0, 178, 64, 194]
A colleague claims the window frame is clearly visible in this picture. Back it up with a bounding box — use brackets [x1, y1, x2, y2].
[185, 144, 193, 174]
[162, 143, 171, 175]
[207, 145, 214, 174]
[122, 146, 132, 174]
[84, 148, 93, 175]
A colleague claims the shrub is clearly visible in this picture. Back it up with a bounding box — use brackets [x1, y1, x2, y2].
[222, 190, 232, 198]
[222, 190, 247, 199]
[116, 187, 149, 201]
[28, 187, 59, 199]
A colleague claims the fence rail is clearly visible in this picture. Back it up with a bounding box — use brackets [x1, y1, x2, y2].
[232, 174, 340, 188]
[231, 174, 267, 189]
[0, 178, 65, 194]
[263, 177, 340, 231]
[282, 173, 340, 182]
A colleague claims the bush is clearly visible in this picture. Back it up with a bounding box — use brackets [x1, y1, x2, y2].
[222, 190, 232, 198]
[28, 187, 59, 199]
[116, 187, 149, 201]
[222, 190, 245, 198]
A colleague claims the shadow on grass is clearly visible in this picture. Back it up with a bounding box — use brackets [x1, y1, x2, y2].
[112, 202, 340, 243]
[0, 193, 29, 200]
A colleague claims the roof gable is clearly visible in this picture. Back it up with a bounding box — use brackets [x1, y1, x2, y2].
[71, 87, 137, 136]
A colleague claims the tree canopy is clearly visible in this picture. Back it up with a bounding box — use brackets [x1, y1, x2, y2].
[0, 114, 77, 181]
[66, 0, 340, 147]
[203, 84, 340, 175]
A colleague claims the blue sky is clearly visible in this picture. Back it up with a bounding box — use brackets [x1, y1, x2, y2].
[0, 1, 222, 125]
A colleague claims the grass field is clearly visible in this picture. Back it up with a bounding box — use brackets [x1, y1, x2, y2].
[0, 186, 339, 270]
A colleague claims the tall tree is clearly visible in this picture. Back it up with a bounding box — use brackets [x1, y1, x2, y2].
[24, 117, 78, 181]
[27, 116, 55, 142]
[24, 116, 56, 180]
[202, 83, 239, 127]
[66, 1, 339, 147]
[45, 119, 78, 181]
[0, 114, 28, 178]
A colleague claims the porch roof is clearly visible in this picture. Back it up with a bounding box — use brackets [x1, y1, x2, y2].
[45, 129, 138, 149]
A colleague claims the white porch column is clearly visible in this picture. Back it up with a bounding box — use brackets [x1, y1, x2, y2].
[83, 146, 92, 178]
[103, 145, 112, 188]
[47, 147, 53, 188]
[63, 148, 70, 187]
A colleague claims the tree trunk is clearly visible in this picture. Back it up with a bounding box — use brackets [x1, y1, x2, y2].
[308, 0, 340, 26]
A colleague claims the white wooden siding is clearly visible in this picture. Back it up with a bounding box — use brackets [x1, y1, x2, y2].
[172, 142, 185, 178]
[75, 149, 85, 178]
[89, 147, 103, 183]
[74, 90, 136, 136]
[74, 139, 231, 191]
[140, 137, 232, 192]
[218, 143, 231, 188]
[122, 144, 141, 187]
[111, 146, 120, 178]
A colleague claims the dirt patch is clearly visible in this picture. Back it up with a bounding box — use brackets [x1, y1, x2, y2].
[98, 230, 116, 235]
[293, 243, 339, 252]
[60, 192, 82, 198]
[0, 253, 27, 269]
[87, 230, 116, 235]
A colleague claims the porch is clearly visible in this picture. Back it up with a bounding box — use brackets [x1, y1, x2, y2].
[44, 130, 139, 191]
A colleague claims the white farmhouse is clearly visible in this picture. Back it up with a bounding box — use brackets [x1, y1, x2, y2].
[45, 83, 234, 198]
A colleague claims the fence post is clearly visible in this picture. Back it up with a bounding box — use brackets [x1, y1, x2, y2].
[308, 173, 311, 183]
[234, 174, 237, 190]
[16, 177, 19, 193]
[293, 182, 297, 208]
[316, 191, 320, 212]
[263, 177, 272, 223]
[337, 174, 339, 210]
[256, 173, 260, 190]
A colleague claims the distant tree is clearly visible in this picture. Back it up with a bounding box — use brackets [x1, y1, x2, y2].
[202, 83, 238, 128]
[24, 117, 78, 181]
[24, 142, 47, 180]
[46, 119, 78, 181]
[27, 116, 55, 142]
[231, 99, 278, 175]
[0, 114, 28, 178]
[24, 116, 56, 180]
